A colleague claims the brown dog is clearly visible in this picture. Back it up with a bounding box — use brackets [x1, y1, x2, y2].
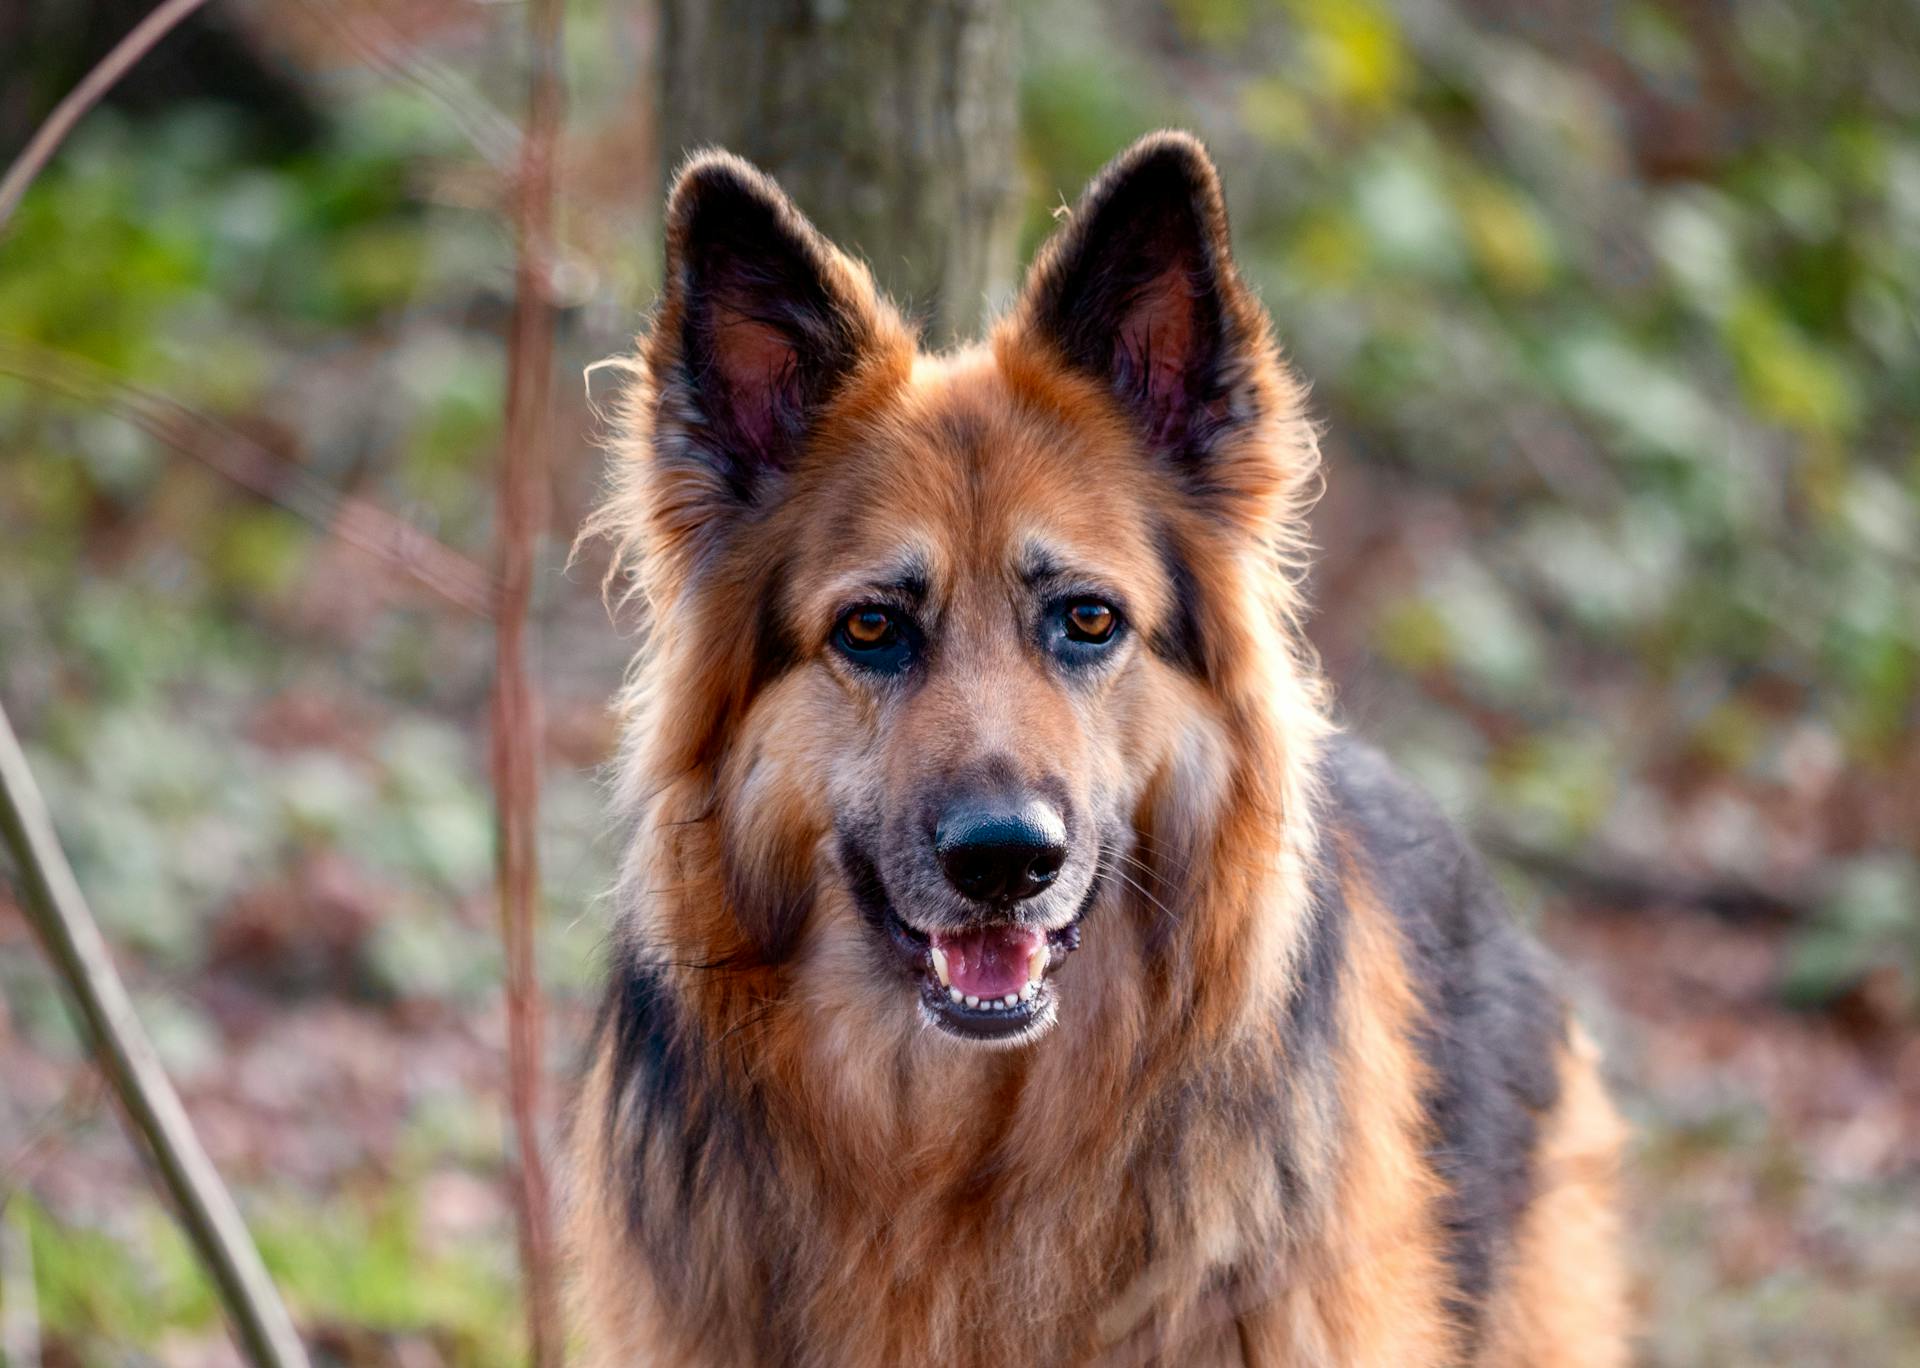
[569, 131, 1627, 1366]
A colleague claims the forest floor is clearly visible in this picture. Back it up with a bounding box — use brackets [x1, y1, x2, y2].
[5, 838, 1918, 1364]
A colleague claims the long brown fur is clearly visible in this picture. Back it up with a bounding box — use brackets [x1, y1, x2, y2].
[569, 131, 1627, 1366]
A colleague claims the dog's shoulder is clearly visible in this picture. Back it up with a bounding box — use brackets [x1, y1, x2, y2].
[1316, 733, 1564, 1081]
[1315, 732, 1570, 1332]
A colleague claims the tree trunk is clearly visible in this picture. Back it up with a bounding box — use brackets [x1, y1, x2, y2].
[658, 0, 1019, 346]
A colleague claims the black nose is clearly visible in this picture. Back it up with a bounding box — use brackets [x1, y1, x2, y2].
[935, 799, 1068, 905]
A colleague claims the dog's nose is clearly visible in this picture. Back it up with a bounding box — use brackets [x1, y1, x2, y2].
[935, 799, 1068, 905]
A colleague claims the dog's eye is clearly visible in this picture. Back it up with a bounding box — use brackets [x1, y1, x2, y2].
[1063, 600, 1117, 644]
[841, 608, 897, 649]
[834, 605, 914, 673]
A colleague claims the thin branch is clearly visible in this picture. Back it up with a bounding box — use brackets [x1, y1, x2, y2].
[0, 338, 497, 619]
[492, 0, 567, 1359]
[0, 702, 309, 1368]
[0, 0, 214, 234]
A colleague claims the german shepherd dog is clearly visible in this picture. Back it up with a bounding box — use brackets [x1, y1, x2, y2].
[570, 132, 1627, 1366]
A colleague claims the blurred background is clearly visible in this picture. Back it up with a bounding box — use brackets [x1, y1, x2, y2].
[1, 0, 1916, 1362]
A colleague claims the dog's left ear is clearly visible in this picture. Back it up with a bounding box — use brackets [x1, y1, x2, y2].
[1011, 132, 1275, 475]
[646, 151, 906, 508]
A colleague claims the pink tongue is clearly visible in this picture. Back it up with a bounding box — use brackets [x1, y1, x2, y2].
[935, 924, 1043, 999]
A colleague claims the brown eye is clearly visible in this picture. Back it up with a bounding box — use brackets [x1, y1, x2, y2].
[1064, 600, 1116, 643]
[840, 607, 898, 649]
[836, 605, 914, 674]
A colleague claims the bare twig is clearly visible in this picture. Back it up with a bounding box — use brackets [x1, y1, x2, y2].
[0, 0, 214, 234]
[492, 0, 567, 1360]
[0, 703, 309, 1368]
[0, 339, 497, 619]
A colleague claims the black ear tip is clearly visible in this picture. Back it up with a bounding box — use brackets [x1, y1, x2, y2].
[1094, 129, 1222, 205]
[664, 148, 796, 247]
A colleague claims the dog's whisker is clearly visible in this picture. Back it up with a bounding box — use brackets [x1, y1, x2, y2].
[1102, 856, 1179, 926]
[1114, 849, 1176, 887]
[1124, 832, 1195, 876]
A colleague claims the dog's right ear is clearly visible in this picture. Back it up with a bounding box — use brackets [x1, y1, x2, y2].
[1005, 132, 1290, 500]
[645, 152, 904, 507]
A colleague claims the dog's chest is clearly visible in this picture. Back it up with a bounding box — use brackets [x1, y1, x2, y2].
[748, 1137, 1279, 1368]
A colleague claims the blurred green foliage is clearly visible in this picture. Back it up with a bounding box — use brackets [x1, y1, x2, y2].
[15, 1174, 523, 1367]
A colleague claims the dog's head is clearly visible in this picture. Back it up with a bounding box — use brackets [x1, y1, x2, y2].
[605, 133, 1321, 1049]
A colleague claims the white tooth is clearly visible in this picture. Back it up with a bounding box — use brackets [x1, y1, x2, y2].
[965, 994, 979, 1008]
[1003, 995, 1018, 1008]
[948, 986, 963, 1003]
[1019, 981, 1036, 1002]
[930, 944, 951, 987]
[1028, 943, 1049, 984]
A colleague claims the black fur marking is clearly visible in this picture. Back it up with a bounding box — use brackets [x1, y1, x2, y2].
[604, 950, 770, 1224]
[836, 828, 893, 937]
[747, 556, 800, 698]
[601, 945, 794, 1355]
[1319, 736, 1566, 1350]
[1018, 543, 1065, 587]
[603, 952, 699, 1219]
[1149, 525, 1207, 678]
[878, 560, 932, 606]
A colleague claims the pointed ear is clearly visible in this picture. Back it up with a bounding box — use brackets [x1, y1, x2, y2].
[1012, 132, 1273, 472]
[645, 152, 902, 504]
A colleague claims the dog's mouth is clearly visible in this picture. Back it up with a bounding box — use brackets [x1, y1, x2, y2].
[885, 910, 1082, 1042]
